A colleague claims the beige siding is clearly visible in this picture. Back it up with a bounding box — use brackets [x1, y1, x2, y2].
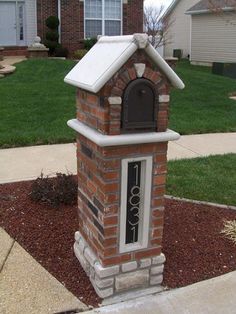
[164, 0, 198, 58]
[191, 13, 236, 63]
[25, 0, 37, 46]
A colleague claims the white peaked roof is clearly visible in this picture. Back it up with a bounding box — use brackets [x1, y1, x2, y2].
[64, 34, 185, 93]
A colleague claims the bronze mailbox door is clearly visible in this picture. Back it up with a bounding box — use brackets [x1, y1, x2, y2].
[122, 78, 157, 132]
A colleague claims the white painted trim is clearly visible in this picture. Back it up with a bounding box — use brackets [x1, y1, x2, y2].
[190, 15, 192, 61]
[67, 119, 180, 146]
[119, 156, 153, 253]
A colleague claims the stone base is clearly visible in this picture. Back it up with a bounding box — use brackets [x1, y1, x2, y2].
[74, 231, 165, 300]
[27, 48, 49, 58]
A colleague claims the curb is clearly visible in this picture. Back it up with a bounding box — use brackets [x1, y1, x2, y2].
[165, 195, 236, 211]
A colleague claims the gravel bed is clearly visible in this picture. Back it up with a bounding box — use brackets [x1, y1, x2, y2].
[0, 180, 236, 307]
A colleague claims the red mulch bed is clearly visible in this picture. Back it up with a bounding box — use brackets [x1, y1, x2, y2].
[0, 180, 236, 307]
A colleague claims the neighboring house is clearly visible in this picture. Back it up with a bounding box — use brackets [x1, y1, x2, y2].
[0, 0, 144, 55]
[186, 0, 236, 65]
[163, 0, 236, 65]
[162, 0, 199, 58]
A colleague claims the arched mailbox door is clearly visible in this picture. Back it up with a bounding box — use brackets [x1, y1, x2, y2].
[122, 78, 158, 132]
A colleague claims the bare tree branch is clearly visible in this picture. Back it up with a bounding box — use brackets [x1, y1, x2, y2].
[144, 5, 174, 48]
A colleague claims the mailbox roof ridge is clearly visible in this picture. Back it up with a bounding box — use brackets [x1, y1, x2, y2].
[64, 34, 185, 93]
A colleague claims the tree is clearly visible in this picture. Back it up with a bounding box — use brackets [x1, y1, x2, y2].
[144, 5, 173, 49]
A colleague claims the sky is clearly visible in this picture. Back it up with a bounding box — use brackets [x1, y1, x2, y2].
[144, 0, 173, 9]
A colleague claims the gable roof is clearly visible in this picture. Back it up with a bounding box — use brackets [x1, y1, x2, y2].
[186, 0, 236, 14]
[64, 34, 184, 93]
[162, 0, 181, 19]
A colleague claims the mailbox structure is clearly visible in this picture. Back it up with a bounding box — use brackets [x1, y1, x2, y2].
[65, 34, 184, 300]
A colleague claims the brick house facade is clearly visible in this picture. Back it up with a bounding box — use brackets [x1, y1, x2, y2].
[37, 0, 144, 54]
[0, 0, 143, 56]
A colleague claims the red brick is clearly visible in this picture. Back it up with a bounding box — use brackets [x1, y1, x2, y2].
[134, 247, 161, 260]
[153, 175, 166, 186]
[103, 215, 118, 225]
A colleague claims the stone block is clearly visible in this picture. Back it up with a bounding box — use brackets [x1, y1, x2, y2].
[74, 243, 90, 275]
[139, 258, 151, 268]
[108, 97, 122, 105]
[150, 275, 163, 285]
[94, 285, 114, 298]
[150, 265, 164, 275]
[121, 261, 137, 273]
[115, 269, 149, 292]
[75, 231, 82, 242]
[159, 95, 170, 103]
[95, 275, 114, 289]
[94, 262, 119, 278]
[152, 253, 166, 265]
[84, 247, 97, 266]
[134, 63, 146, 78]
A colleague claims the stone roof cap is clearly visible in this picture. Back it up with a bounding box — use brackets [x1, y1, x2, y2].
[64, 34, 185, 93]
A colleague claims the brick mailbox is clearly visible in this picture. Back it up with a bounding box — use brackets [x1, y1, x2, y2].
[65, 34, 184, 300]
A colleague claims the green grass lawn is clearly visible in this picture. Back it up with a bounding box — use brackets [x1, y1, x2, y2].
[0, 59, 76, 148]
[169, 60, 236, 134]
[167, 154, 236, 206]
[0, 58, 236, 148]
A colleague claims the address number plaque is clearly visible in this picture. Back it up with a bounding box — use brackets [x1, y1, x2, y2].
[120, 156, 153, 253]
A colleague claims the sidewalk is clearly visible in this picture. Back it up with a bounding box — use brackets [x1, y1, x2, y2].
[0, 133, 236, 184]
[82, 270, 236, 314]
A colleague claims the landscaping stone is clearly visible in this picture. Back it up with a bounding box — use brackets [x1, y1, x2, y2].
[0, 65, 16, 75]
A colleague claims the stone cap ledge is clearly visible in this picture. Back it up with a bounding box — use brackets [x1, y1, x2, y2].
[67, 119, 180, 147]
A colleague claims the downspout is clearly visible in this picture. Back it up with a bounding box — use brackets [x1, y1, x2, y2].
[58, 0, 61, 43]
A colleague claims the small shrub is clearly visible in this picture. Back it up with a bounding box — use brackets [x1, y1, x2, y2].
[84, 37, 97, 50]
[45, 16, 60, 55]
[45, 30, 59, 42]
[74, 49, 88, 60]
[221, 220, 236, 245]
[46, 16, 60, 29]
[30, 172, 77, 208]
[55, 46, 69, 58]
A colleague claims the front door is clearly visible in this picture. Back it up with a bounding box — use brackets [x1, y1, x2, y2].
[0, 2, 17, 46]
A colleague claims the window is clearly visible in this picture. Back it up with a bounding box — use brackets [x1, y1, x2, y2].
[85, 0, 122, 38]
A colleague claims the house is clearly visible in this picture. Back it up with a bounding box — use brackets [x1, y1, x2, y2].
[0, 0, 144, 55]
[163, 0, 236, 65]
[162, 0, 199, 58]
[186, 0, 236, 65]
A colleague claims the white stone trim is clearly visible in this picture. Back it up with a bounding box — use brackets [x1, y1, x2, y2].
[64, 34, 185, 93]
[67, 119, 180, 147]
[119, 156, 153, 253]
[108, 97, 122, 105]
[134, 63, 146, 78]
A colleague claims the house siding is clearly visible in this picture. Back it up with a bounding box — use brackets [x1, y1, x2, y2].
[163, 0, 198, 58]
[25, 0, 37, 46]
[191, 12, 236, 63]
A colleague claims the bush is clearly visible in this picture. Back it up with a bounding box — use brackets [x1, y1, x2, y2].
[55, 46, 69, 58]
[45, 16, 60, 55]
[74, 49, 88, 60]
[84, 37, 97, 50]
[44, 40, 59, 54]
[30, 172, 77, 207]
[46, 16, 60, 29]
[45, 30, 59, 42]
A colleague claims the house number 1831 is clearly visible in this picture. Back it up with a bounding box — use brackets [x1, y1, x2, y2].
[125, 161, 142, 244]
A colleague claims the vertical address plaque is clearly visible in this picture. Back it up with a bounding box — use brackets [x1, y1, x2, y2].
[120, 156, 153, 253]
